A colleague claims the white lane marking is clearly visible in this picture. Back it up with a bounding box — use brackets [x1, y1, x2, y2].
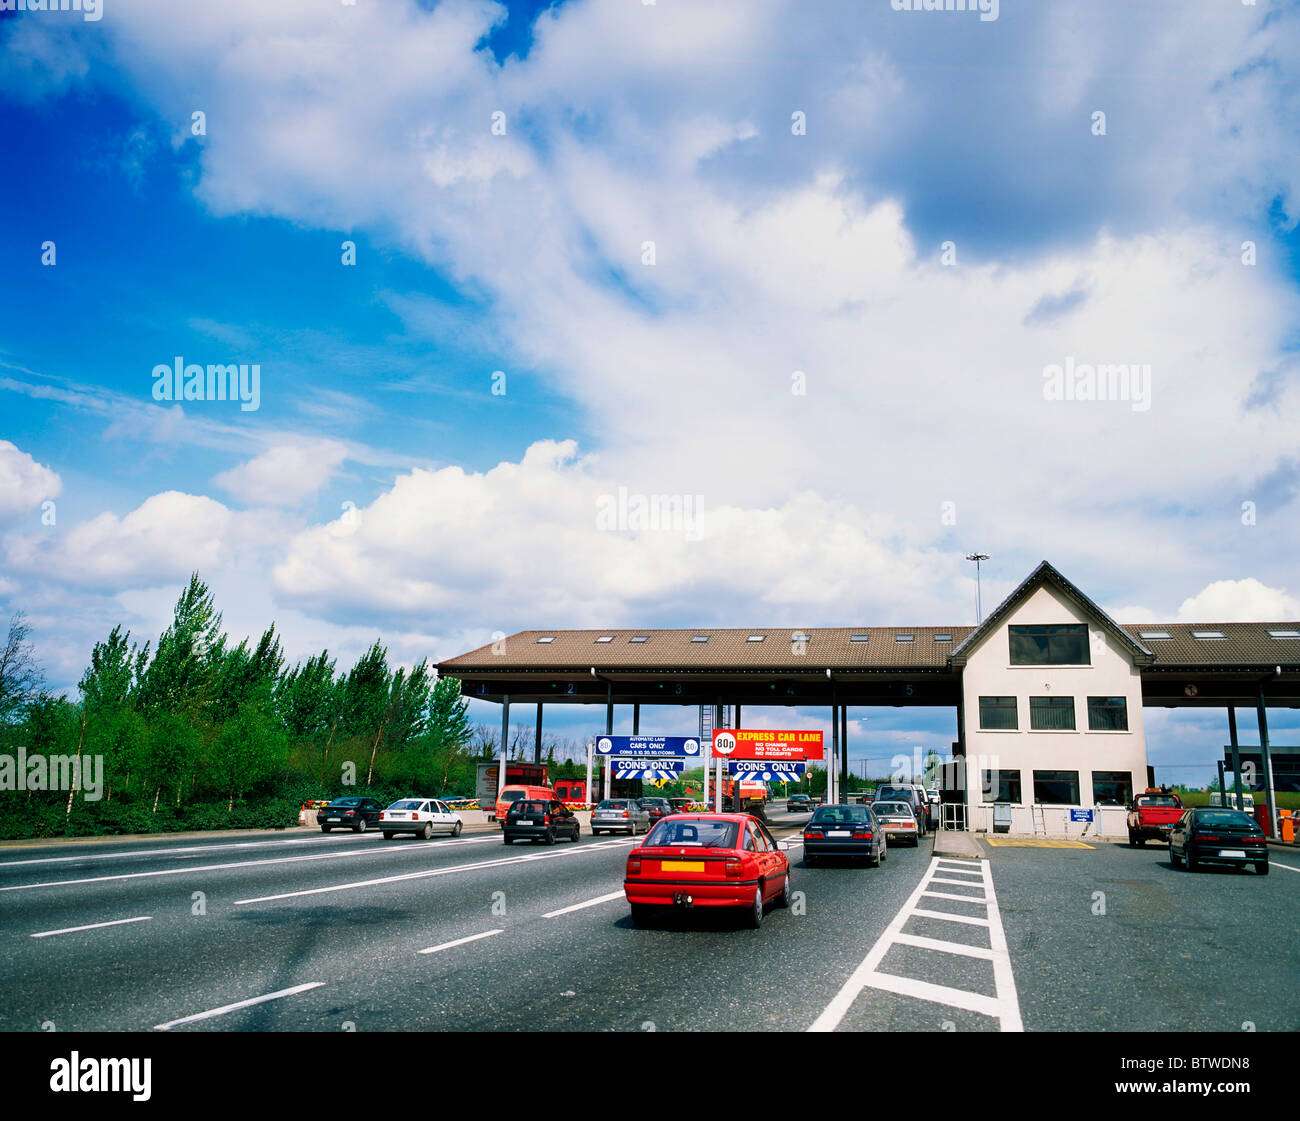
[921, 889, 989, 903]
[0, 836, 501, 893]
[809, 856, 1022, 1033]
[911, 908, 990, 926]
[0, 833, 390, 868]
[30, 916, 151, 939]
[418, 929, 503, 954]
[935, 857, 983, 868]
[1271, 861, 1299, 873]
[892, 932, 997, 960]
[234, 838, 638, 906]
[935, 867, 984, 877]
[930, 876, 989, 887]
[153, 982, 324, 1031]
[543, 890, 625, 918]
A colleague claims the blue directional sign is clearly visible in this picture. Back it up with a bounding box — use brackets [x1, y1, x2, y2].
[728, 760, 806, 782]
[595, 735, 702, 757]
[1068, 808, 1094, 823]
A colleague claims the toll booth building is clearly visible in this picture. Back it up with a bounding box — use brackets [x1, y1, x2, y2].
[437, 560, 1300, 835]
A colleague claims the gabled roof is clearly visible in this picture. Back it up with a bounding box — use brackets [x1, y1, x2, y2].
[946, 560, 1154, 667]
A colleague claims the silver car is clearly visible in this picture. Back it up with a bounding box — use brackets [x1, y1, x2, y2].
[590, 798, 651, 836]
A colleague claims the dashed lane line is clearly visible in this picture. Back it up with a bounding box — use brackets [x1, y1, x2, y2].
[30, 916, 151, 939]
[153, 982, 325, 1031]
[418, 929, 503, 955]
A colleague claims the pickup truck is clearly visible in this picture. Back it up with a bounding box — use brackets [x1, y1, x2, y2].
[1127, 789, 1184, 846]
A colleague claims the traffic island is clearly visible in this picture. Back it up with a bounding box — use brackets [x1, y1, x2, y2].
[932, 830, 985, 859]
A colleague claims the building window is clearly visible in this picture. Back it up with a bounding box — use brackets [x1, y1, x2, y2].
[1087, 696, 1129, 731]
[1092, 771, 1133, 806]
[978, 696, 1018, 730]
[1033, 770, 1080, 805]
[1009, 623, 1090, 665]
[982, 769, 1022, 803]
[1030, 696, 1076, 730]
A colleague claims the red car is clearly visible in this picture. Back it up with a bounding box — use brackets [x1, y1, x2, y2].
[623, 813, 792, 929]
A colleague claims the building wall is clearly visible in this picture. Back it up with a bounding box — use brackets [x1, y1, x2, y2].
[961, 584, 1147, 824]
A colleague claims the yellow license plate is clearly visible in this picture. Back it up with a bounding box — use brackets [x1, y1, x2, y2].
[661, 861, 705, 872]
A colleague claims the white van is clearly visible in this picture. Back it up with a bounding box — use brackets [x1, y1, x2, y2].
[1209, 791, 1255, 811]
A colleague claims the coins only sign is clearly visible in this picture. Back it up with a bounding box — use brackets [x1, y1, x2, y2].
[728, 760, 807, 781]
[711, 729, 824, 761]
[595, 735, 702, 758]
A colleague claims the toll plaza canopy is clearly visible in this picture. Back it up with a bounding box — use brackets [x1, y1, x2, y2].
[438, 622, 1300, 709]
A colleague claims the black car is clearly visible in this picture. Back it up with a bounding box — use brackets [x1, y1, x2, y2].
[1169, 807, 1268, 874]
[503, 799, 581, 845]
[318, 796, 383, 833]
[787, 794, 813, 812]
[802, 803, 886, 867]
[638, 797, 673, 825]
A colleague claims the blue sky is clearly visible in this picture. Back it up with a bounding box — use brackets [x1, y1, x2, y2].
[2, 0, 1299, 780]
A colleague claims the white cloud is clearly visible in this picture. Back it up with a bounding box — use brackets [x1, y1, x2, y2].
[0, 440, 61, 522]
[1176, 579, 1300, 624]
[213, 439, 349, 507]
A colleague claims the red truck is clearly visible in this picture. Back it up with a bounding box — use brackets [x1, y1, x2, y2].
[1127, 787, 1183, 846]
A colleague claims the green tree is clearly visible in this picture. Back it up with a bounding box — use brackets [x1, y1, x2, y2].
[209, 703, 289, 811]
[0, 612, 44, 724]
[136, 574, 224, 719]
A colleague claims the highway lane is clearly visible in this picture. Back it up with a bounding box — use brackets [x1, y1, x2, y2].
[0, 812, 943, 1032]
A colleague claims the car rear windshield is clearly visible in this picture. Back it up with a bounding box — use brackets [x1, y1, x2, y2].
[1137, 795, 1180, 807]
[501, 789, 527, 802]
[512, 801, 548, 814]
[644, 819, 739, 848]
[1196, 809, 1257, 827]
[875, 787, 916, 802]
[330, 798, 362, 806]
[811, 806, 871, 824]
[873, 802, 912, 816]
[598, 800, 630, 809]
[389, 800, 422, 810]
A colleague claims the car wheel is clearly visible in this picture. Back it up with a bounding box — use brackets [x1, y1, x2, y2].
[320, 826, 331, 833]
[570, 824, 580, 842]
[544, 829, 556, 846]
[452, 821, 462, 837]
[1185, 846, 1197, 872]
[804, 853, 816, 867]
[631, 904, 653, 928]
[1256, 860, 1269, 876]
[353, 818, 367, 834]
[503, 835, 513, 845]
[745, 885, 764, 929]
[1169, 841, 1182, 867]
[776, 872, 792, 908]
[420, 822, 433, 840]
[1128, 830, 1138, 847]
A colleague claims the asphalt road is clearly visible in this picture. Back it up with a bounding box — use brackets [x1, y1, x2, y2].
[1, 814, 1295, 1032]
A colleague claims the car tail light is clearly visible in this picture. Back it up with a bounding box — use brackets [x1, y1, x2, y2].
[853, 830, 872, 839]
[628, 858, 642, 874]
[345, 810, 355, 816]
[620, 812, 629, 818]
[725, 859, 742, 878]
[542, 814, 551, 825]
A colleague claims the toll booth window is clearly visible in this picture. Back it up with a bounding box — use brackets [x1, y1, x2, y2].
[1032, 770, 1080, 805]
[982, 770, 1022, 803]
[1091, 772, 1132, 806]
[1009, 623, 1090, 665]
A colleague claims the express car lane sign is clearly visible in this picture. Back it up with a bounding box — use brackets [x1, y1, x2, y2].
[710, 729, 824, 761]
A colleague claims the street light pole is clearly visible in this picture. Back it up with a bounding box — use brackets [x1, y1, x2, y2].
[965, 552, 990, 624]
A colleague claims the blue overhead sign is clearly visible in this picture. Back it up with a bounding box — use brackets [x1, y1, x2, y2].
[596, 735, 702, 758]
[728, 760, 806, 781]
[615, 760, 685, 780]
